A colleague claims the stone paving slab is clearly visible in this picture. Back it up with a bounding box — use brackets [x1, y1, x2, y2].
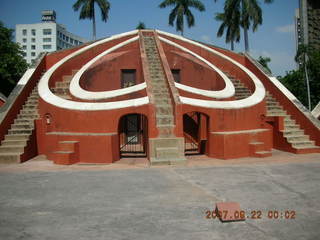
[0, 150, 319, 239]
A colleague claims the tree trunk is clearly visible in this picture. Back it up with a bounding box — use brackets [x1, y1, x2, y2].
[244, 27, 249, 52]
[304, 54, 311, 110]
[92, 3, 96, 40]
[231, 40, 234, 51]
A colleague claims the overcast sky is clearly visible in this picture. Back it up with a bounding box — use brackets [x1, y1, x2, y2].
[0, 0, 298, 76]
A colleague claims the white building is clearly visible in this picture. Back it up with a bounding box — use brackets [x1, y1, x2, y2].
[16, 10, 88, 64]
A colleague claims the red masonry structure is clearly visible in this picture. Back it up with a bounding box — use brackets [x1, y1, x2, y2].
[0, 30, 319, 164]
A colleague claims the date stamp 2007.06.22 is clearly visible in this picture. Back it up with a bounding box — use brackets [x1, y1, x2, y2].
[205, 209, 296, 221]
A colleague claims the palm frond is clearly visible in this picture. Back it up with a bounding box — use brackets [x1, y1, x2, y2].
[96, 0, 110, 21]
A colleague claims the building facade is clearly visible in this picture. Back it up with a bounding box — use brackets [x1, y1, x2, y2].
[16, 10, 88, 64]
[295, 0, 320, 50]
[0, 30, 319, 164]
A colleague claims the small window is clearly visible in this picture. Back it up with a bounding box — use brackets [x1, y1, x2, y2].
[31, 45, 36, 50]
[70, 38, 74, 44]
[43, 29, 52, 35]
[22, 29, 27, 35]
[31, 52, 36, 57]
[31, 38, 35, 43]
[31, 29, 36, 36]
[22, 38, 27, 43]
[171, 69, 181, 83]
[22, 52, 26, 57]
[43, 44, 52, 50]
[121, 69, 136, 88]
[66, 36, 69, 42]
[43, 38, 51, 42]
[62, 34, 65, 40]
[74, 40, 78, 45]
[22, 45, 27, 50]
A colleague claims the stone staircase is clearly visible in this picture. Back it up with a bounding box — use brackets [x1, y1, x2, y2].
[266, 92, 320, 153]
[50, 70, 78, 100]
[0, 88, 40, 163]
[143, 35, 185, 165]
[225, 73, 252, 99]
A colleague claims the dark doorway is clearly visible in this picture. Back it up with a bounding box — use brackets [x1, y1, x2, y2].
[121, 69, 136, 88]
[171, 69, 181, 83]
[183, 112, 208, 155]
[119, 114, 147, 157]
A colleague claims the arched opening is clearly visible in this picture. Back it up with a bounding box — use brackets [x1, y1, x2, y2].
[118, 114, 148, 158]
[183, 112, 209, 155]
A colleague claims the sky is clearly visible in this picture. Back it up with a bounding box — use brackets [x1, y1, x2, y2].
[0, 0, 299, 76]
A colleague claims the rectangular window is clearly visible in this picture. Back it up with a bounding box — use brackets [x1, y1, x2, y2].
[70, 38, 74, 44]
[22, 45, 27, 50]
[22, 29, 27, 35]
[31, 38, 35, 43]
[22, 38, 27, 43]
[43, 44, 52, 50]
[66, 36, 69, 42]
[31, 29, 36, 36]
[121, 69, 136, 88]
[43, 38, 51, 42]
[74, 40, 78, 45]
[171, 69, 181, 83]
[31, 45, 36, 50]
[22, 52, 26, 57]
[31, 52, 36, 57]
[43, 29, 52, 35]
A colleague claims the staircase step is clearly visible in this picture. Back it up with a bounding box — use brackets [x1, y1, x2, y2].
[1, 140, 27, 146]
[290, 140, 315, 148]
[5, 134, 30, 140]
[0, 153, 20, 163]
[10, 123, 34, 130]
[0, 146, 24, 154]
[8, 129, 32, 135]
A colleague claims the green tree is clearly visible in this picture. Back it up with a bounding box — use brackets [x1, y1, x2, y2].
[73, 0, 110, 40]
[215, 0, 273, 52]
[159, 0, 205, 36]
[279, 47, 320, 109]
[136, 22, 146, 30]
[215, 9, 241, 51]
[257, 56, 271, 73]
[0, 22, 28, 96]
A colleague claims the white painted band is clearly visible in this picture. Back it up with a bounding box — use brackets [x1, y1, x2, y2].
[38, 30, 149, 111]
[159, 37, 234, 99]
[70, 36, 146, 100]
[157, 30, 265, 109]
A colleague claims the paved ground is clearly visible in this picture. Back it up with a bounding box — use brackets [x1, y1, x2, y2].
[0, 150, 319, 240]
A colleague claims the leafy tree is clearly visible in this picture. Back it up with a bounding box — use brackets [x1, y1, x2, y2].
[215, 0, 273, 52]
[0, 22, 28, 97]
[257, 56, 271, 73]
[136, 22, 146, 30]
[159, 0, 205, 36]
[215, 9, 241, 51]
[279, 46, 320, 109]
[73, 0, 111, 40]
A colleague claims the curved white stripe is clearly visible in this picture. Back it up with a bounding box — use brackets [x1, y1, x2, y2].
[157, 30, 265, 109]
[70, 36, 146, 100]
[38, 30, 149, 111]
[159, 37, 234, 98]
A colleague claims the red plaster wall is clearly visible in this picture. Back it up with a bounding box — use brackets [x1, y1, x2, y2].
[162, 47, 225, 91]
[80, 47, 143, 91]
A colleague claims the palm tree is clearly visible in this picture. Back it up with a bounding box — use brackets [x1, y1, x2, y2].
[73, 0, 110, 40]
[215, 10, 240, 51]
[159, 0, 205, 36]
[217, 0, 273, 52]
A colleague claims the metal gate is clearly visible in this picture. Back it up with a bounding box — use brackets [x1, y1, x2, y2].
[119, 114, 147, 157]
